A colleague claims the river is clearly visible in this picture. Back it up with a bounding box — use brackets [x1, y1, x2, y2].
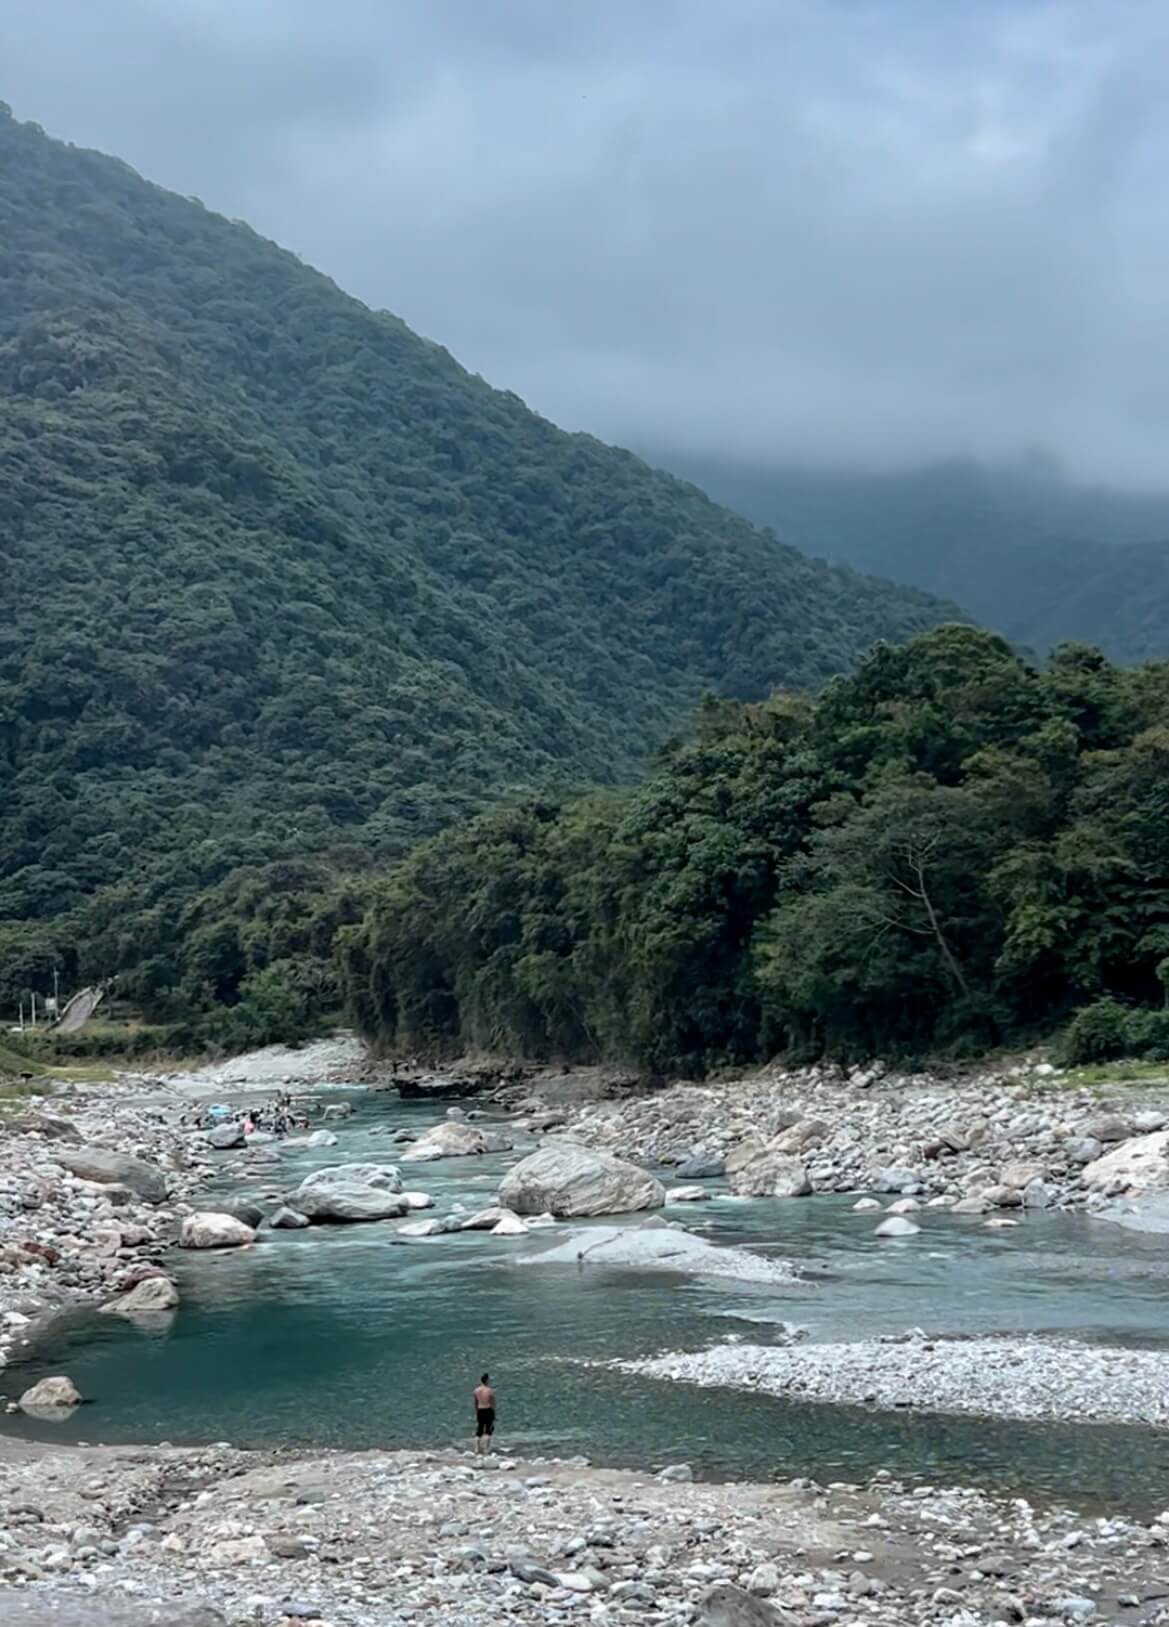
[8, 1088, 1169, 1511]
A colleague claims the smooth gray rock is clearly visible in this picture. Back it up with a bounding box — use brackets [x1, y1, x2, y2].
[99, 1277, 180, 1315]
[401, 1122, 513, 1162]
[56, 1147, 167, 1204]
[499, 1141, 665, 1216]
[294, 1182, 409, 1223]
[675, 1154, 725, 1180]
[203, 1196, 264, 1227]
[207, 1122, 244, 1150]
[699, 1582, 797, 1625]
[267, 1204, 311, 1229]
[296, 1162, 402, 1195]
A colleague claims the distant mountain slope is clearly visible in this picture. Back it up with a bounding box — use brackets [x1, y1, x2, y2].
[659, 455, 1169, 663]
[0, 104, 956, 963]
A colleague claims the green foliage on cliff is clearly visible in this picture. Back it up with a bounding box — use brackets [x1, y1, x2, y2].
[0, 106, 955, 1034]
[344, 625, 1169, 1069]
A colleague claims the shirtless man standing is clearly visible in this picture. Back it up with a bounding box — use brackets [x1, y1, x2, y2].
[472, 1372, 496, 1456]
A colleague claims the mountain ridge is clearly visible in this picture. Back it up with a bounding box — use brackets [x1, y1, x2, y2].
[0, 104, 959, 1031]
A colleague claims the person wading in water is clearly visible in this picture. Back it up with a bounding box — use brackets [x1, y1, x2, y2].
[473, 1372, 496, 1456]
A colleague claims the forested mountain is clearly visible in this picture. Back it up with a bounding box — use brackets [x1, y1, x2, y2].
[0, 106, 956, 1037]
[345, 626, 1169, 1070]
[660, 455, 1169, 664]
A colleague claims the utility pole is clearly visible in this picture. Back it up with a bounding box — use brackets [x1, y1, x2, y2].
[30, 991, 37, 1028]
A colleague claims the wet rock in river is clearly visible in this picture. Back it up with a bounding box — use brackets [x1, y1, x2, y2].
[675, 1154, 725, 1180]
[179, 1212, 256, 1249]
[498, 1142, 665, 1216]
[99, 1275, 180, 1315]
[728, 1150, 811, 1198]
[293, 1183, 408, 1223]
[400, 1122, 513, 1162]
[19, 1374, 82, 1410]
[295, 1162, 402, 1195]
[266, 1205, 310, 1229]
[874, 1215, 920, 1237]
[1082, 1131, 1169, 1194]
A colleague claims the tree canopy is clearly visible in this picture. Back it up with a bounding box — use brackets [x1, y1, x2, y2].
[344, 626, 1169, 1070]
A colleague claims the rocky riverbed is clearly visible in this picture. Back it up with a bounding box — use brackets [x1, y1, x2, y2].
[4, 1433, 1169, 1627]
[5, 1046, 1169, 1621]
[554, 1059, 1169, 1217]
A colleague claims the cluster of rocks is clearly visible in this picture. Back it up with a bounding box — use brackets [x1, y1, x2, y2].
[0, 1098, 216, 1374]
[2, 1437, 1169, 1626]
[558, 1063, 1169, 1220]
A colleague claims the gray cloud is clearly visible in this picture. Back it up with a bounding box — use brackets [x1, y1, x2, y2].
[4, 0, 1169, 484]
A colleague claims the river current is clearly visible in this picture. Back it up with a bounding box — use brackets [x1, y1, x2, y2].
[8, 1089, 1169, 1511]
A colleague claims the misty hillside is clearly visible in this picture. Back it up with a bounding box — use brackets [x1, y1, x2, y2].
[0, 106, 957, 966]
[662, 455, 1169, 663]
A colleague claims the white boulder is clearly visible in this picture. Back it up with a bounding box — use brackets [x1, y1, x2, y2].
[498, 1141, 665, 1216]
[179, 1212, 256, 1249]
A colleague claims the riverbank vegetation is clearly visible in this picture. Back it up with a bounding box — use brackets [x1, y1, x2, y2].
[343, 625, 1169, 1071]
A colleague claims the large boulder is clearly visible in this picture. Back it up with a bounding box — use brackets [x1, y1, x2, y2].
[675, 1154, 725, 1180]
[56, 1148, 167, 1205]
[100, 1277, 180, 1315]
[206, 1122, 245, 1150]
[296, 1162, 402, 1195]
[19, 1376, 82, 1411]
[293, 1183, 409, 1223]
[400, 1123, 513, 1162]
[768, 1118, 829, 1155]
[10, 1110, 80, 1143]
[723, 1137, 765, 1176]
[498, 1142, 665, 1216]
[1082, 1131, 1169, 1195]
[179, 1212, 256, 1249]
[728, 1151, 811, 1199]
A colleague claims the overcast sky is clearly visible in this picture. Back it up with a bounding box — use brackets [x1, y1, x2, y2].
[4, 0, 1169, 486]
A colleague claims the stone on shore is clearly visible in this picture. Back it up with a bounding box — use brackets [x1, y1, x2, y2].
[56, 1147, 168, 1204]
[728, 1150, 811, 1198]
[498, 1141, 665, 1216]
[400, 1122, 513, 1162]
[179, 1212, 256, 1249]
[292, 1183, 409, 1223]
[203, 1197, 264, 1228]
[20, 1375, 82, 1411]
[100, 1276, 180, 1315]
[700, 1581, 797, 1625]
[1082, 1130, 1169, 1195]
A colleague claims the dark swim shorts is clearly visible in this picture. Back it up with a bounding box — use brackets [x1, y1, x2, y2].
[476, 1407, 495, 1437]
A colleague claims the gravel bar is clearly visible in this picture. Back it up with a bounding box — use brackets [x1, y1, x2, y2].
[619, 1334, 1169, 1427]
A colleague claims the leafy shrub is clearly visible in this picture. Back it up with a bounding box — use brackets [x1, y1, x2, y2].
[1059, 1000, 1136, 1065]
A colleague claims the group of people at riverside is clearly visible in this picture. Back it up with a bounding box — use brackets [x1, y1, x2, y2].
[178, 1093, 311, 1138]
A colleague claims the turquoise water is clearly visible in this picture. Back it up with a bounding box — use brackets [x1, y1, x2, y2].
[7, 1090, 1169, 1512]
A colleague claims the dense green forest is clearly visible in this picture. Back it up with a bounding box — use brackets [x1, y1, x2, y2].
[661, 454, 1169, 665]
[343, 625, 1169, 1070]
[0, 107, 956, 1044]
